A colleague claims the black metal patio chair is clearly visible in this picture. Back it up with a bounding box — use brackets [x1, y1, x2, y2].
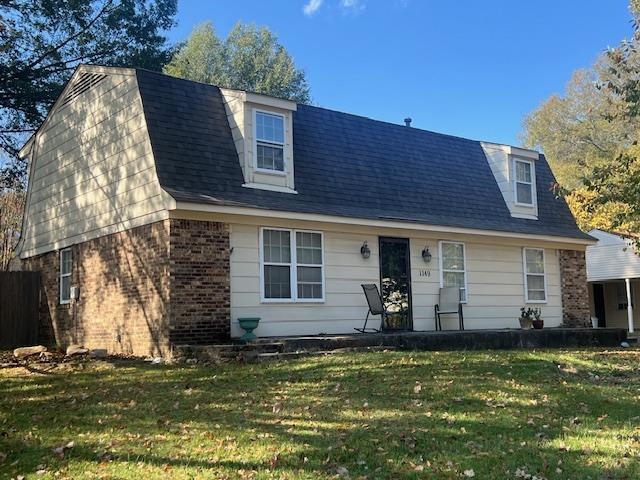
[355, 283, 388, 333]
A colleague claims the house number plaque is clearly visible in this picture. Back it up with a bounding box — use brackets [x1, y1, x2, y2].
[419, 269, 431, 277]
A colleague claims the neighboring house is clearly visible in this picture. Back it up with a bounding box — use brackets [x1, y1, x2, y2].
[586, 229, 640, 333]
[18, 65, 594, 357]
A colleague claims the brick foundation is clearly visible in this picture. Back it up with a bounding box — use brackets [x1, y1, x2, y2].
[23, 221, 171, 356]
[169, 219, 231, 344]
[559, 249, 591, 327]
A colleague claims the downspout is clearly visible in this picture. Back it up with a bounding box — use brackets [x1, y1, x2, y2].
[625, 278, 634, 334]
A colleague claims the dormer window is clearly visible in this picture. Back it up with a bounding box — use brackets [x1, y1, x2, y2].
[480, 143, 539, 220]
[255, 110, 285, 173]
[514, 158, 533, 206]
[220, 88, 297, 192]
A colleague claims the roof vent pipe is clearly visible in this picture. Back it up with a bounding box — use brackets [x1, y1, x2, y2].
[404, 117, 412, 127]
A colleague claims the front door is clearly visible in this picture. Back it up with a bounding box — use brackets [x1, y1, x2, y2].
[593, 283, 606, 327]
[379, 237, 412, 331]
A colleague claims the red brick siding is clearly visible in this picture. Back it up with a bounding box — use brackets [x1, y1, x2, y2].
[23, 221, 171, 356]
[559, 249, 591, 327]
[168, 219, 230, 344]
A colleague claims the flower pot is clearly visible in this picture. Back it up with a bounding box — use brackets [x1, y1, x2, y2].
[519, 317, 532, 329]
[238, 317, 260, 342]
[532, 319, 544, 330]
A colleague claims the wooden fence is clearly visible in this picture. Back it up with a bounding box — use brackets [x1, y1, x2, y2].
[0, 271, 40, 349]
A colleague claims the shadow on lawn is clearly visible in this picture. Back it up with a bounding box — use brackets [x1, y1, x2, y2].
[1, 352, 639, 479]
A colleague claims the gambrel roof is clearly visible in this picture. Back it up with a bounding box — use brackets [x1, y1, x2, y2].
[135, 69, 589, 240]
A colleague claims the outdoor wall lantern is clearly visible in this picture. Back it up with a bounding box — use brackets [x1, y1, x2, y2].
[360, 241, 371, 259]
[422, 246, 432, 263]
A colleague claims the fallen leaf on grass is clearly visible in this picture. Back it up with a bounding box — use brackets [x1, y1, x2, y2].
[267, 453, 280, 470]
[97, 451, 114, 463]
[336, 466, 350, 478]
[52, 441, 74, 459]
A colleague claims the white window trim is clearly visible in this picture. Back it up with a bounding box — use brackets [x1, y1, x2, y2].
[253, 109, 286, 175]
[59, 248, 72, 305]
[259, 227, 325, 303]
[513, 158, 535, 207]
[523, 247, 547, 303]
[438, 240, 468, 303]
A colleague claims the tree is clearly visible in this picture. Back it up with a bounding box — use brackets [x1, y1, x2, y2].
[164, 22, 311, 103]
[521, 58, 638, 231]
[0, 0, 178, 187]
[522, 67, 634, 190]
[0, 189, 24, 270]
[581, 1, 640, 234]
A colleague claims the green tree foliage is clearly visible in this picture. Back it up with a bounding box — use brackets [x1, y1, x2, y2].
[164, 22, 311, 103]
[0, 0, 178, 187]
[582, 0, 640, 234]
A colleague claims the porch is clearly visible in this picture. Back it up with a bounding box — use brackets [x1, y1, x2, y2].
[173, 327, 629, 362]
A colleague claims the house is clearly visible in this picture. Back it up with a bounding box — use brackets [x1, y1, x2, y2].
[18, 65, 594, 357]
[586, 229, 640, 333]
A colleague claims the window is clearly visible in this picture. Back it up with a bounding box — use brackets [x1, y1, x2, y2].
[60, 248, 72, 304]
[523, 248, 546, 302]
[514, 159, 533, 205]
[616, 282, 633, 310]
[261, 228, 324, 302]
[263, 229, 291, 299]
[439, 241, 467, 302]
[255, 111, 285, 172]
[296, 231, 323, 299]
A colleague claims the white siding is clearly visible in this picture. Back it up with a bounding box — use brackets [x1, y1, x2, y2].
[220, 89, 246, 179]
[586, 230, 640, 281]
[20, 69, 169, 257]
[229, 220, 563, 338]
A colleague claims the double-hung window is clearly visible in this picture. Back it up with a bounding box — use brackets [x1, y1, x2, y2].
[255, 111, 285, 172]
[261, 228, 324, 302]
[514, 159, 533, 205]
[60, 248, 72, 304]
[523, 248, 546, 302]
[439, 241, 467, 302]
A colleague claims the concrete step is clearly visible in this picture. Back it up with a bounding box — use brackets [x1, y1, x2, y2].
[173, 342, 285, 362]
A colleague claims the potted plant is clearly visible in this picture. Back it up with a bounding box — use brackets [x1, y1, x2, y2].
[531, 308, 544, 329]
[520, 307, 543, 330]
[519, 307, 533, 329]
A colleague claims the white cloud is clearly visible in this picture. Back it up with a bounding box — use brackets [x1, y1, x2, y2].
[340, 0, 365, 13]
[303, 0, 323, 16]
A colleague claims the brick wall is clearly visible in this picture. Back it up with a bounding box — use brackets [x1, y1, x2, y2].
[558, 249, 591, 327]
[168, 219, 231, 344]
[23, 221, 171, 356]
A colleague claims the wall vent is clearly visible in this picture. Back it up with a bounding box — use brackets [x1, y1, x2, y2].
[59, 72, 107, 107]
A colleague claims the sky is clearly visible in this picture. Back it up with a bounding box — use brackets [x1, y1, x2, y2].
[169, 0, 633, 146]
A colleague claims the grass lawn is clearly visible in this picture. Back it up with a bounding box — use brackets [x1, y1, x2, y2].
[1, 348, 640, 479]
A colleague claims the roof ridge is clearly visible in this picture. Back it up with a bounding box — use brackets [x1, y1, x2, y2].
[297, 103, 483, 144]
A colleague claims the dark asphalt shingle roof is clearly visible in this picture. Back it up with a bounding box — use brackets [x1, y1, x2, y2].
[136, 69, 590, 241]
